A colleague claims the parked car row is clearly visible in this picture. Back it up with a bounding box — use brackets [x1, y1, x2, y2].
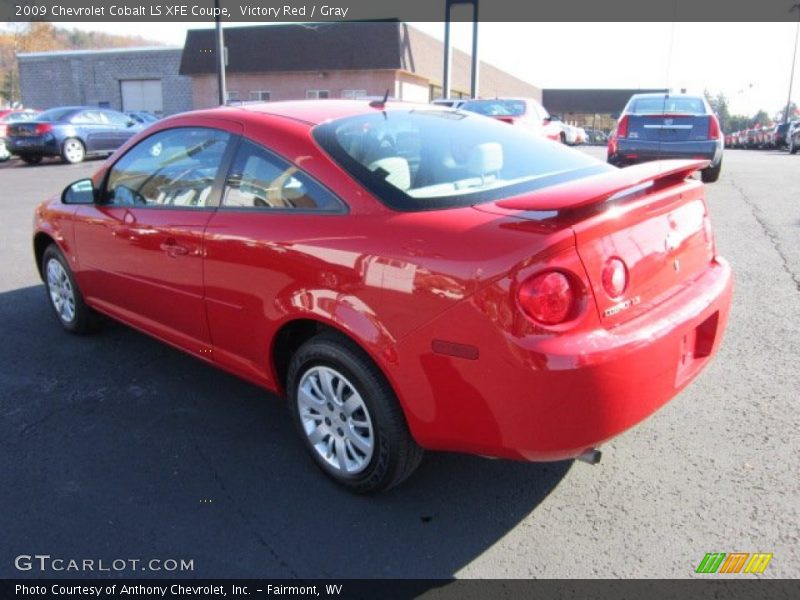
[725, 122, 800, 151]
[3, 107, 160, 165]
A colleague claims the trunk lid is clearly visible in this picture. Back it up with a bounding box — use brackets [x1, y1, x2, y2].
[480, 160, 715, 327]
[627, 114, 710, 142]
[8, 122, 41, 137]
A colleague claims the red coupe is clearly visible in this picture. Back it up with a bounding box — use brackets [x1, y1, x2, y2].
[33, 101, 733, 492]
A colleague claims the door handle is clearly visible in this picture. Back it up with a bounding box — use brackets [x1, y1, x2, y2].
[160, 238, 190, 257]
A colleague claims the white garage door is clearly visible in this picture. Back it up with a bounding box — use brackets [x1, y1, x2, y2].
[121, 79, 163, 114]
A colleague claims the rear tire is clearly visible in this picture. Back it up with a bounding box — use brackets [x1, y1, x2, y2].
[61, 138, 86, 164]
[287, 332, 423, 493]
[42, 245, 100, 334]
[701, 160, 722, 183]
[559, 132, 567, 144]
[20, 154, 43, 165]
[790, 138, 798, 154]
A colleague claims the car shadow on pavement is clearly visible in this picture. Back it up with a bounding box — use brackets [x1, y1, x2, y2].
[0, 285, 571, 579]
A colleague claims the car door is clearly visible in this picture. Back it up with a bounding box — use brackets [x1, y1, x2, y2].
[202, 137, 347, 386]
[69, 110, 107, 152]
[72, 124, 239, 354]
[102, 109, 139, 150]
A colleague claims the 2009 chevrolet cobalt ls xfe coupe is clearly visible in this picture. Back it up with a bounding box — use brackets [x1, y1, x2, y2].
[33, 101, 733, 493]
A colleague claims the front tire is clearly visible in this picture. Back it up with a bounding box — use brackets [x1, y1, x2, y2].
[701, 160, 722, 183]
[287, 332, 423, 493]
[790, 137, 798, 154]
[61, 138, 86, 164]
[42, 245, 99, 334]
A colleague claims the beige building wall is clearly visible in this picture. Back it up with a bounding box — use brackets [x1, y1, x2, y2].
[191, 70, 400, 108]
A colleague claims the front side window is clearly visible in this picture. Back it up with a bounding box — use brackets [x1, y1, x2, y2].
[222, 139, 342, 212]
[313, 109, 611, 211]
[105, 127, 230, 208]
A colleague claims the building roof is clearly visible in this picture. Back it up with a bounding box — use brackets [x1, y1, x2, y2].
[180, 21, 403, 75]
[18, 46, 180, 59]
[179, 21, 540, 99]
[542, 89, 668, 114]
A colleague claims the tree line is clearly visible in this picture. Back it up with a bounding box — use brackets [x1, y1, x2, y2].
[1, 22, 159, 106]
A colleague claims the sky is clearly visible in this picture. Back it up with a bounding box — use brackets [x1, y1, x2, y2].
[17, 20, 800, 116]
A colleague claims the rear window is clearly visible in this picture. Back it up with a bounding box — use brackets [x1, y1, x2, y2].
[313, 109, 610, 211]
[36, 108, 79, 122]
[461, 99, 527, 117]
[629, 96, 706, 115]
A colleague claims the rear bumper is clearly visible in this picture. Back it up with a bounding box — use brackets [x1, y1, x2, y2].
[611, 139, 721, 166]
[8, 135, 60, 156]
[391, 258, 733, 461]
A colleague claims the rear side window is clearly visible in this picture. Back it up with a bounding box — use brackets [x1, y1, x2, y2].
[629, 96, 706, 114]
[105, 127, 230, 208]
[222, 139, 342, 212]
[313, 109, 610, 211]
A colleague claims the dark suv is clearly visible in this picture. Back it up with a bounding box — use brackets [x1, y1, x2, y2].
[607, 93, 724, 183]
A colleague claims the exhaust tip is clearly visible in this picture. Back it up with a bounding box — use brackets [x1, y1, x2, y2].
[576, 448, 602, 465]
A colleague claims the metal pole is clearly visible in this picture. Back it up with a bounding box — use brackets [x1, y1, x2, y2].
[784, 5, 800, 123]
[443, 2, 452, 99]
[470, 1, 480, 98]
[215, 0, 227, 106]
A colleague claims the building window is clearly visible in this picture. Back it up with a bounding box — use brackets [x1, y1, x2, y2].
[341, 90, 367, 100]
[226, 91, 240, 102]
[306, 90, 330, 99]
[249, 91, 271, 101]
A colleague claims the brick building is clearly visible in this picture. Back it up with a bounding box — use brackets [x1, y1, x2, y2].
[180, 21, 541, 108]
[17, 47, 193, 115]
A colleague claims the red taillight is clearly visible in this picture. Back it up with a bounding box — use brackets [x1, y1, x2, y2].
[518, 271, 575, 325]
[34, 123, 52, 135]
[707, 115, 720, 140]
[601, 258, 628, 298]
[616, 115, 629, 138]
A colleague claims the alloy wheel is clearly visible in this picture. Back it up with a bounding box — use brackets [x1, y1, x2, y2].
[46, 258, 76, 323]
[297, 365, 375, 475]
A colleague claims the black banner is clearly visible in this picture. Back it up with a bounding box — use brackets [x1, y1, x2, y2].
[2, 0, 800, 23]
[3, 579, 800, 600]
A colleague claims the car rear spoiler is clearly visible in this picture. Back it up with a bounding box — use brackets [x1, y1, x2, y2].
[494, 159, 709, 212]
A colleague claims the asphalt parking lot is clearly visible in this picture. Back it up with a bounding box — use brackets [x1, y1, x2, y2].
[1, 147, 798, 579]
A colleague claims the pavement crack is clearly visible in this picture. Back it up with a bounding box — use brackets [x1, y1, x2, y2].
[730, 175, 800, 293]
[193, 441, 300, 577]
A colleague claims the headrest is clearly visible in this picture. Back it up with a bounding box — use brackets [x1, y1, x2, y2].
[467, 143, 503, 177]
[368, 157, 411, 191]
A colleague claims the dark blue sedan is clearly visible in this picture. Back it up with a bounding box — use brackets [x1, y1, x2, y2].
[7, 106, 143, 165]
[607, 93, 724, 183]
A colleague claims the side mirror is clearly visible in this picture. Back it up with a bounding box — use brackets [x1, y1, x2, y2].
[548, 115, 562, 122]
[62, 178, 96, 205]
[127, 119, 137, 127]
[610, 112, 620, 120]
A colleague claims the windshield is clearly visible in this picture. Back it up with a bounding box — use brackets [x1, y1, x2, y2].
[461, 99, 527, 117]
[629, 96, 706, 115]
[36, 107, 79, 122]
[312, 109, 610, 211]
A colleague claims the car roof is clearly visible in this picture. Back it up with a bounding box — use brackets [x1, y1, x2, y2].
[629, 92, 705, 101]
[198, 99, 442, 126]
